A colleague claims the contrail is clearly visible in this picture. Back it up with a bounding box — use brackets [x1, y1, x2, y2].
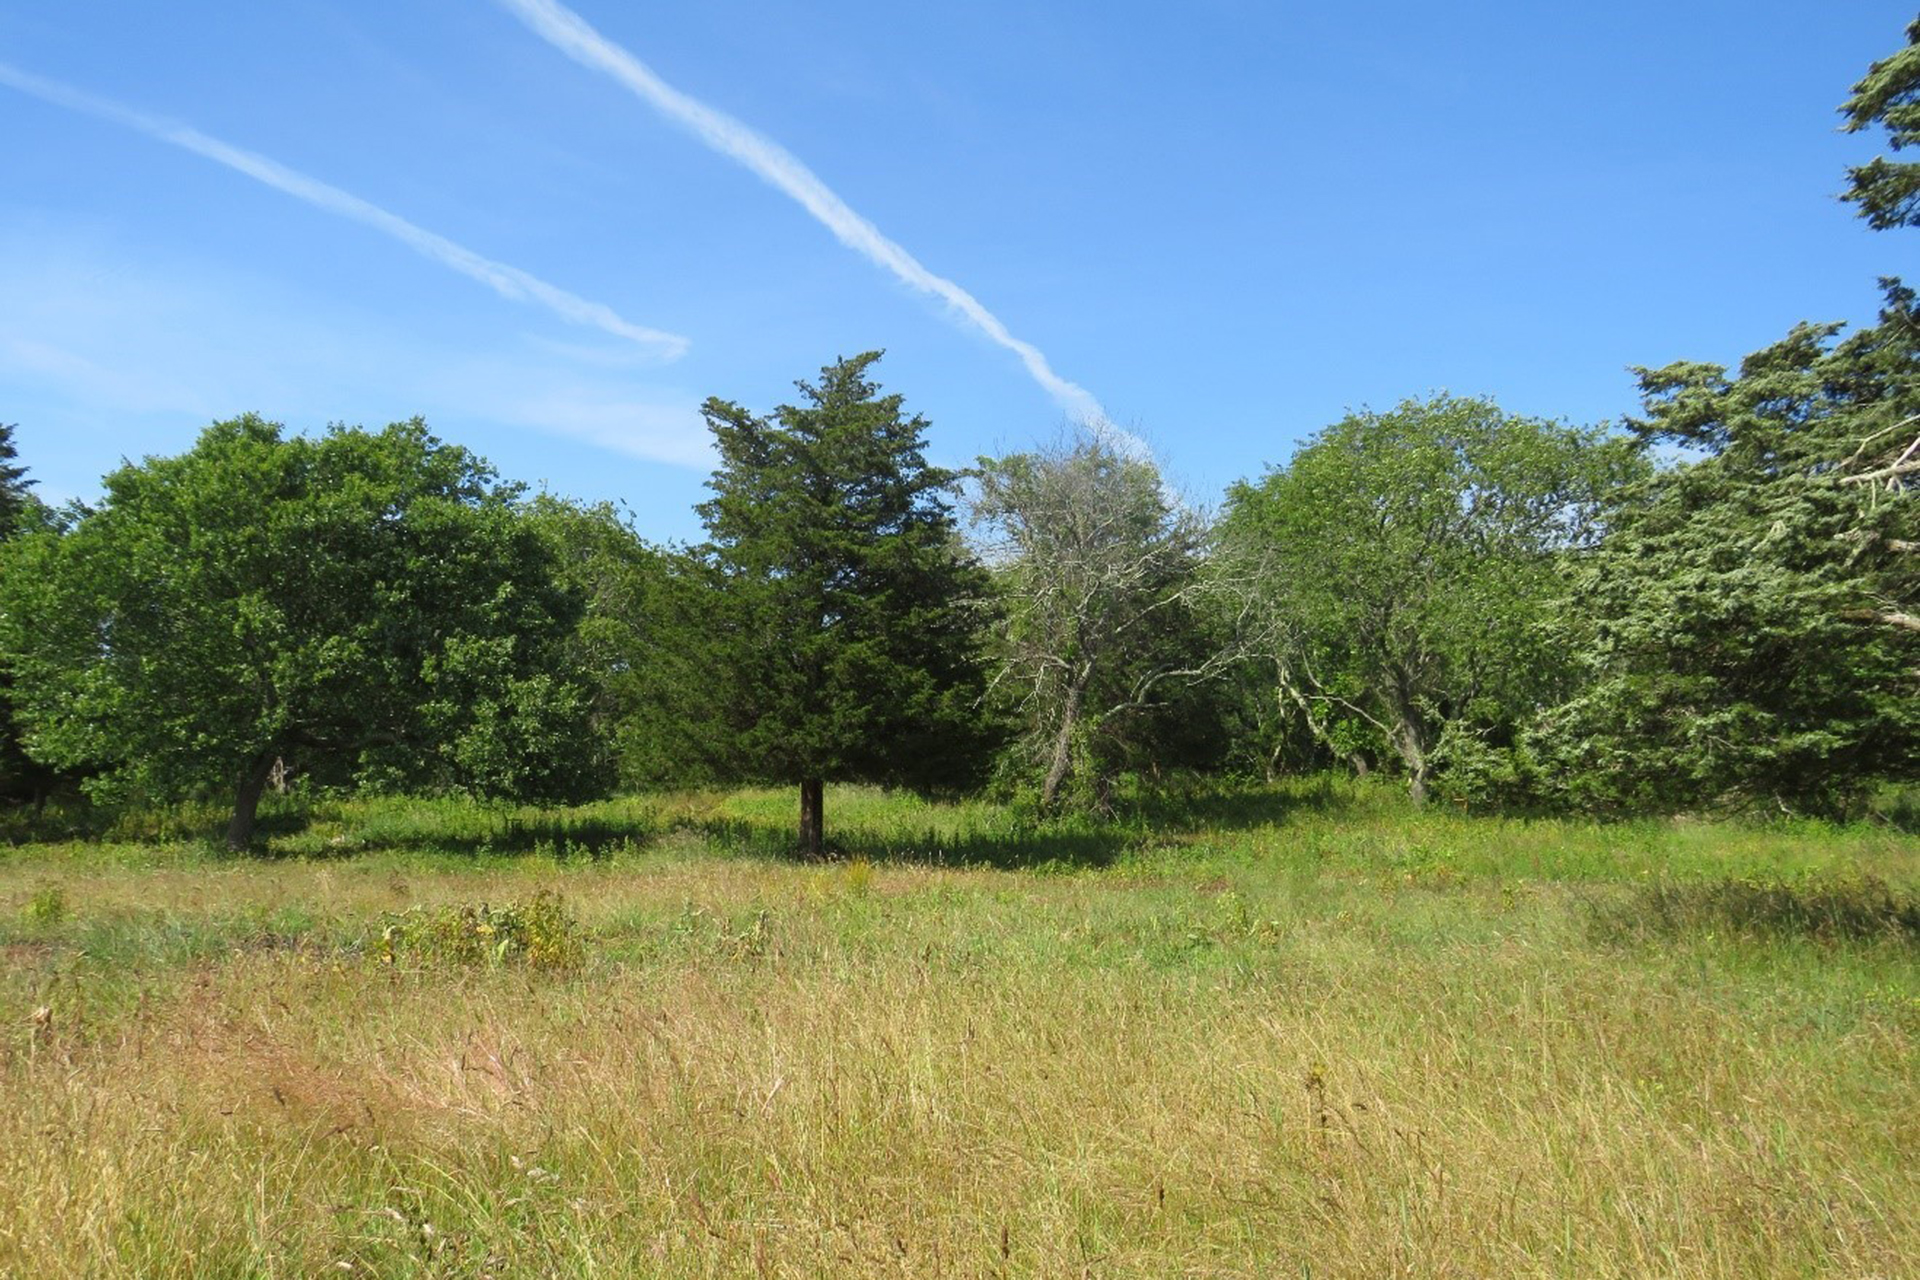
[0, 61, 688, 360]
[495, 0, 1131, 444]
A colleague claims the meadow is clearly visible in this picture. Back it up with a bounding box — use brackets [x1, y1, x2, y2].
[1, 781, 1915, 1278]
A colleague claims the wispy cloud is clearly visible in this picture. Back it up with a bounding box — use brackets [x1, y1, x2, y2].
[0, 60, 689, 360]
[495, 0, 1128, 443]
[0, 235, 714, 473]
[492, 393, 713, 468]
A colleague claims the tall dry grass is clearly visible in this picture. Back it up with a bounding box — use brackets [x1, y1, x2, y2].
[0, 785, 1914, 1276]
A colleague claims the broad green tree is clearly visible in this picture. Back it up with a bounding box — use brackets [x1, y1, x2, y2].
[693, 353, 992, 855]
[1219, 396, 1637, 803]
[524, 495, 723, 788]
[0, 415, 609, 848]
[970, 431, 1223, 811]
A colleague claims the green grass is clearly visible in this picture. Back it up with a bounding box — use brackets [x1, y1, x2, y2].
[0, 779, 1914, 1276]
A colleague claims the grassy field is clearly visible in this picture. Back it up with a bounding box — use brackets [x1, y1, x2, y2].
[1, 781, 1915, 1277]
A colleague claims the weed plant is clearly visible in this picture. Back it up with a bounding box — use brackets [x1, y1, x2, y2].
[375, 890, 585, 970]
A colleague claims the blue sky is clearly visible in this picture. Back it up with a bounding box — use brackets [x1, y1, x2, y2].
[1, 1, 1911, 542]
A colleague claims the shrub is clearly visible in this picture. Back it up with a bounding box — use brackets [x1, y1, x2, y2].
[375, 890, 583, 969]
[20, 882, 66, 926]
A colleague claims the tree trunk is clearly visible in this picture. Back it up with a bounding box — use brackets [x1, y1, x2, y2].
[1040, 672, 1088, 810]
[1393, 720, 1430, 806]
[1385, 669, 1433, 807]
[798, 777, 824, 859]
[226, 752, 276, 853]
[1091, 769, 1115, 819]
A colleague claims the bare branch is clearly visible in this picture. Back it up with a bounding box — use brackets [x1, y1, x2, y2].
[1839, 455, 1920, 486]
[1841, 607, 1920, 632]
[1841, 418, 1920, 487]
[1841, 413, 1920, 468]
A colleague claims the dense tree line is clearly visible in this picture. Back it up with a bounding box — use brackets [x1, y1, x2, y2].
[1, 21, 1914, 847]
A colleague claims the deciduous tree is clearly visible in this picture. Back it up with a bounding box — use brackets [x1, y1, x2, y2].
[1219, 396, 1636, 803]
[970, 430, 1222, 811]
[0, 415, 609, 848]
[523, 496, 723, 788]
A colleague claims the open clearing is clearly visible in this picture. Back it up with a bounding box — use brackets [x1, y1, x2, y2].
[1, 783, 1915, 1277]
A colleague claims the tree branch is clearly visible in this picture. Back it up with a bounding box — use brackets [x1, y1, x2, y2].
[1841, 607, 1920, 633]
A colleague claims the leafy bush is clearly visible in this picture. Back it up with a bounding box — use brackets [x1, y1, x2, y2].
[1428, 723, 1542, 811]
[19, 882, 66, 926]
[375, 890, 583, 969]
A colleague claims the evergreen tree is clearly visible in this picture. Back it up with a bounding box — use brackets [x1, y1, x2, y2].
[1540, 18, 1920, 814]
[0, 422, 58, 808]
[1841, 17, 1920, 230]
[1539, 287, 1919, 815]
[694, 353, 992, 855]
[0, 422, 34, 533]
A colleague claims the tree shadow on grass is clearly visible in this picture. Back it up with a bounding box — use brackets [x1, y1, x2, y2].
[4, 778, 1357, 870]
[689, 815, 1133, 871]
[262, 811, 668, 861]
[1586, 873, 1920, 945]
[1128, 781, 1353, 832]
[690, 781, 1354, 871]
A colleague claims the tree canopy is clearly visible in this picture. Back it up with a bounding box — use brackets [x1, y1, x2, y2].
[1219, 396, 1639, 803]
[3, 21, 1917, 837]
[0, 423, 36, 534]
[1540, 286, 1920, 815]
[0, 422, 57, 808]
[1842, 17, 1920, 230]
[1533, 16, 1920, 816]
[971, 430, 1220, 811]
[521, 496, 714, 790]
[0, 415, 609, 848]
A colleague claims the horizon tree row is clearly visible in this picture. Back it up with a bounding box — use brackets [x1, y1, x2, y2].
[2, 340, 1909, 848]
[1, 20, 1914, 846]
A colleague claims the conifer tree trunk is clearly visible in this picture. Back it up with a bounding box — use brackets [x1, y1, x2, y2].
[798, 777, 825, 858]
